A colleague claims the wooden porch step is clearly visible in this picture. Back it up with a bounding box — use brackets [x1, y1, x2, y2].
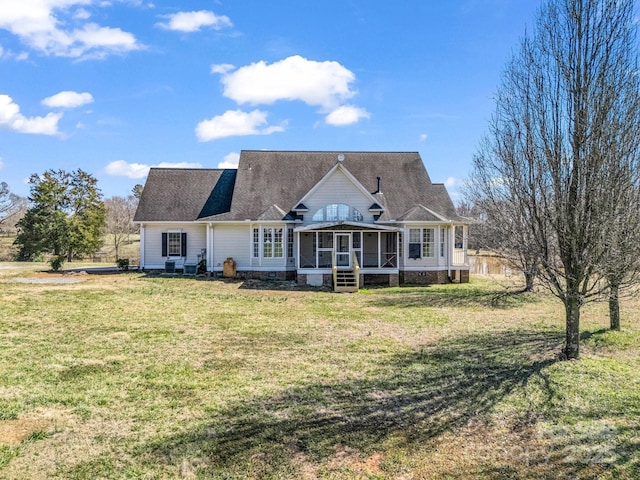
[334, 270, 358, 293]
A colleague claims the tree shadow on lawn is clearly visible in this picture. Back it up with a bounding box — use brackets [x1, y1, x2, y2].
[137, 329, 573, 477]
[372, 284, 538, 309]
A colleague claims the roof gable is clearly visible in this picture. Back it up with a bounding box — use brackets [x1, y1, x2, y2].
[296, 162, 383, 216]
[256, 204, 288, 221]
[397, 204, 448, 222]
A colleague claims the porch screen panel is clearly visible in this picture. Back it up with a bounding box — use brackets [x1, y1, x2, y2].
[363, 232, 378, 267]
[299, 232, 316, 268]
[381, 232, 397, 268]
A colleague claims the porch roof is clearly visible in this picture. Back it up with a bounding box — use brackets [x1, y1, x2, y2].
[294, 221, 402, 232]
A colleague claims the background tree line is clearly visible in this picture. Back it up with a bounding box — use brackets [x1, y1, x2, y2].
[0, 170, 142, 264]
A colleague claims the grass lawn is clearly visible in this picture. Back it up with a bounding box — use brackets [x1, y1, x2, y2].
[0, 266, 638, 479]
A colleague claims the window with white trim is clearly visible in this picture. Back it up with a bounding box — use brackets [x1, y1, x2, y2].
[262, 227, 284, 258]
[312, 204, 363, 222]
[287, 228, 294, 258]
[162, 231, 187, 257]
[168, 232, 181, 256]
[263, 228, 273, 257]
[408, 228, 435, 259]
[422, 228, 434, 257]
[252, 228, 259, 258]
[409, 228, 421, 259]
[274, 228, 283, 257]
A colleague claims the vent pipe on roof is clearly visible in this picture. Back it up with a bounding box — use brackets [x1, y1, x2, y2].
[374, 176, 382, 194]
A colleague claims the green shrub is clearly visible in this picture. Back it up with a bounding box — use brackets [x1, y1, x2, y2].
[49, 255, 64, 272]
[116, 258, 130, 271]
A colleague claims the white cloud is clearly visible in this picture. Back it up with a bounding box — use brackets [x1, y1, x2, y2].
[104, 160, 203, 179]
[444, 176, 461, 188]
[0, 43, 29, 61]
[219, 55, 357, 110]
[325, 105, 370, 126]
[195, 109, 285, 142]
[419, 133, 428, 141]
[156, 10, 232, 32]
[73, 8, 90, 20]
[0, 0, 143, 59]
[0, 94, 61, 135]
[210, 63, 235, 75]
[42, 91, 94, 108]
[217, 152, 240, 169]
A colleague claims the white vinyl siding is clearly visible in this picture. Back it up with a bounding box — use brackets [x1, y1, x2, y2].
[212, 224, 251, 269]
[142, 224, 206, 269]
[302, 168, 375, 225]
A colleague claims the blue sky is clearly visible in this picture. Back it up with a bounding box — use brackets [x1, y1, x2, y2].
[0, 0, 540, 201]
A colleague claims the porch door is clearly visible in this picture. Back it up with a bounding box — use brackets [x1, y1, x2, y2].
[335, 233, 351, 268]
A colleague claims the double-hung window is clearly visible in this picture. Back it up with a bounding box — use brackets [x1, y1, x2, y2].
[409, 229, 422, 259]
[273, 228, 283, 257]
[263, 228, 273, 257]
[408, 228, 435, 259]
[422, 228, 434, 257]
[287, 228, 294, 258]
[261, 227, 284, 258]
[252, 228, 260, 258]
[162, 231, 187, 257]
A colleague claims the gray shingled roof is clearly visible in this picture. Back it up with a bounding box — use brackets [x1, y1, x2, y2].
[133, 168, 235, 222]
[134, 151, 465, 223]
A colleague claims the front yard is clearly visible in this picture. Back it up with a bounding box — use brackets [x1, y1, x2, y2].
[0, 266, 638, 479]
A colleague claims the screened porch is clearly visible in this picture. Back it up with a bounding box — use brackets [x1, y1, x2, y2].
[296, 224, 400, 270]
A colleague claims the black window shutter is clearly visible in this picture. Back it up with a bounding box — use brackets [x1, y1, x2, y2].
[181, 232, 187, 257]
[161, 232, 168, 257]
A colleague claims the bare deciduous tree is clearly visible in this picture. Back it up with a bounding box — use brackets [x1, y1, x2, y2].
[464, 152, 541, 293]
[469, 0, 640, 358]
[105, 195, 138, 261]
[0, 182, 27, 233]
[599, 176, 640, 330]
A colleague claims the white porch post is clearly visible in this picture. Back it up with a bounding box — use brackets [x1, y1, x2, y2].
[448, 223, 453, 277]
[206, 223, 213, 272]
[295, 230, 300, 269]
[139, 224, 145, 270]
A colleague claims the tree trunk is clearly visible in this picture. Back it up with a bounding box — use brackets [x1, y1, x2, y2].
[563, 295, 581, 359]
[524, 271, 535, 292]
[609, 283, 621, 331]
